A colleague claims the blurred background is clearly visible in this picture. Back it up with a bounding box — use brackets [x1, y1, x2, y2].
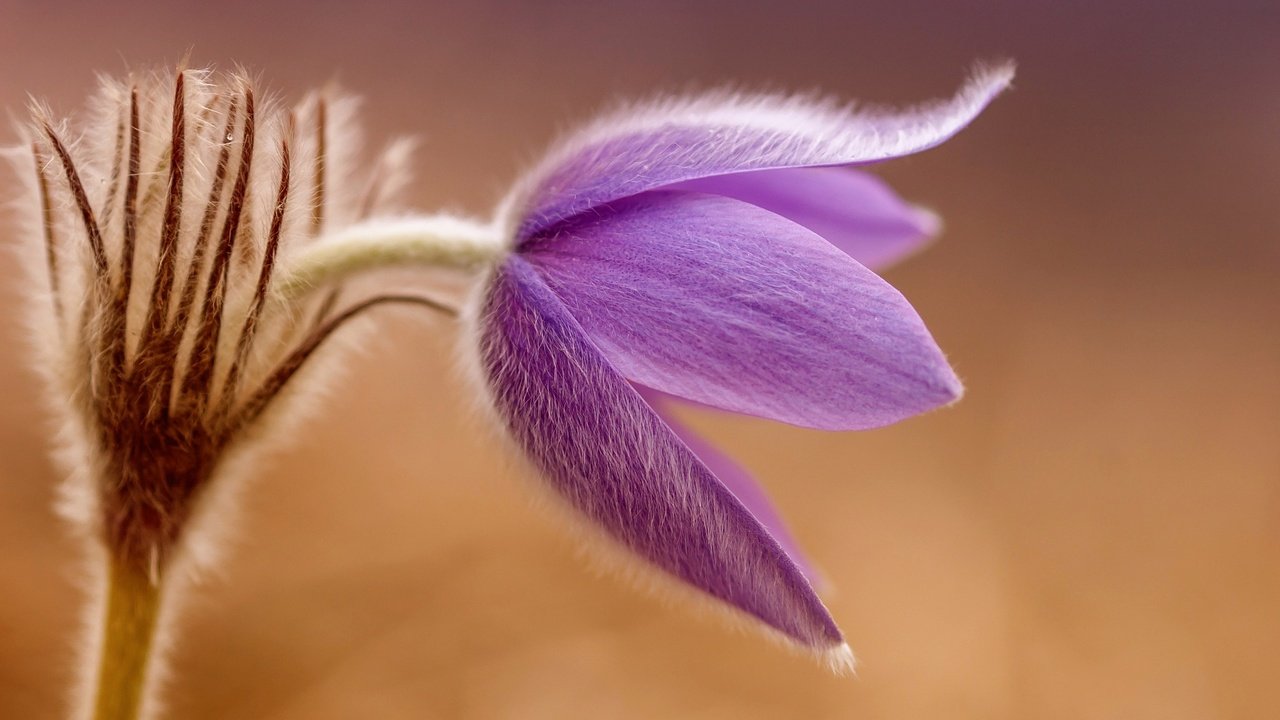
[1, 1, 1277, 718]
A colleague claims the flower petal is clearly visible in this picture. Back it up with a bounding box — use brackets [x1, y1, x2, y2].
[670, 167, 939, 271]
[509, 63, 1012, 241]
[633, 384, 818, 582]
[477, 256, 844, 651]
[523, 191, 962, 430]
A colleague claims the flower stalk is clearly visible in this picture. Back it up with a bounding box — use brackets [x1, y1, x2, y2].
[276, 215, 501, 299]
[92, 557, 162, 720]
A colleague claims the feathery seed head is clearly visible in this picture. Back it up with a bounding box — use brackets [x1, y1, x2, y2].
[9, 66, 425, 577]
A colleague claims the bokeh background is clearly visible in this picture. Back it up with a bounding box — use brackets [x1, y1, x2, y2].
[1, 1, 1277, 718]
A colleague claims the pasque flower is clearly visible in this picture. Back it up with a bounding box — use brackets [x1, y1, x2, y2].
[456, 64, 1015, 668]
[8, 60, 1013, 720]
[9, 67, 437, 719]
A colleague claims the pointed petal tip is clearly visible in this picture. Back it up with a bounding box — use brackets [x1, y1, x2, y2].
[942, 365, 966, 405]
[843, 360, 964, 430]
[824, 642, 858, 676]
[887, 355, 964, 426]
[919, 340, 966, 411]
[909, 203, 943, 239]
[912, 360, 964, 418]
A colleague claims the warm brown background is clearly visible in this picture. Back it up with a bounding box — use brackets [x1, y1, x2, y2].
[1, 1, 1278, 718]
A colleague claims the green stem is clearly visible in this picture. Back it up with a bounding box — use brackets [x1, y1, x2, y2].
[277, 215, 502, 298]
[91, 556, 162, 720]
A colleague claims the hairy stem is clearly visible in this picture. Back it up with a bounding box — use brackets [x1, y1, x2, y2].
[90, 556, 163, 720]
[277, 215, 502, 298]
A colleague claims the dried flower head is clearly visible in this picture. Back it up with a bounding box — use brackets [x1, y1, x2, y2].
[6, 65, 441, 719]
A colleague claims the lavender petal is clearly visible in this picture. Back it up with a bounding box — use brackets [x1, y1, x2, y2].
[670, 167, 938, 271]
[478, 256, 843, 650]
[634, 384, 818, 582]
[512, 63, 1011, 241]
[523, 191, 962, 431]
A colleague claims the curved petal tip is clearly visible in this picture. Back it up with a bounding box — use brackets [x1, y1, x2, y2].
[512, 60, 1015, 240]
[975, 59, 1017, 89]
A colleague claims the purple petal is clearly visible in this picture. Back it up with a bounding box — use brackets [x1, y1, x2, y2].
[477, 255, 843, 650]
[633, 384, 817, 582]
[670, 167, 939, 272]
[522, 191, 962, 431]
[510, 63, 1012, 241]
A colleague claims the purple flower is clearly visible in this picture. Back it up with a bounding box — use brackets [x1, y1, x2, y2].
[466, 65, 1013, 668]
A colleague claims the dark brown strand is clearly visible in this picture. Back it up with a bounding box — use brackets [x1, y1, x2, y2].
[227, 294, 455, 434]
[32, 142, 62, 318]
[41, 123, 106, 272]
[179, 86, 256, 413]
[170, 95, 239, 336]
[214, 123, 292, 422]
[138, 73, 187, 356]
[104, 88, 141, 383]
[307, 285, 342, 331]
[159, 95, 239, 409]
[118, 88, 141, 308]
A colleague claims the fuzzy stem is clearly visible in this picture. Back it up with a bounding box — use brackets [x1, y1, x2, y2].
[90, 556, 162, 720]
[277, 215, 503, 298]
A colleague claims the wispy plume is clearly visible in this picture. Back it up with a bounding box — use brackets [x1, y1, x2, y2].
[8, 65, 444, 720]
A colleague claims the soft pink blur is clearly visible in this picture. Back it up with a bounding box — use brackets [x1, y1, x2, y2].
[1, 2, 1277, 718]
